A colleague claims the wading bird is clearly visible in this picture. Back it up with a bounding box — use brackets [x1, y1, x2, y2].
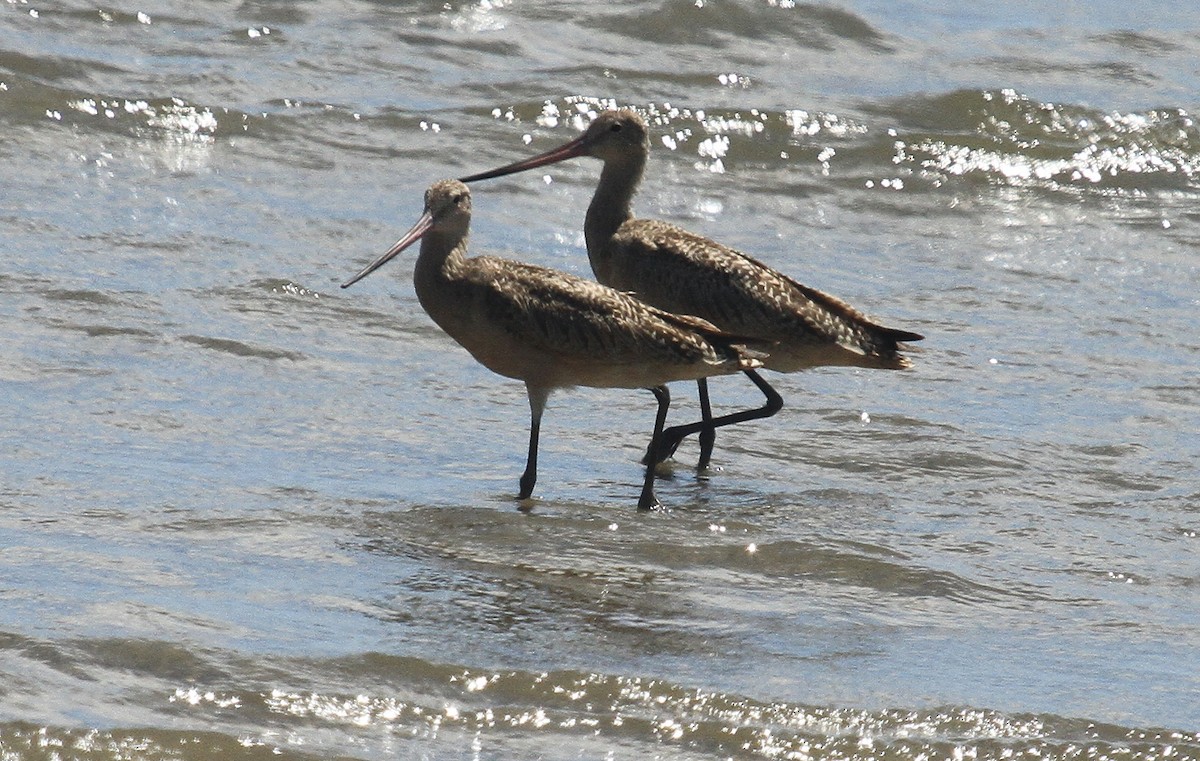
[341, 179, 777, 510]
[461, 109, 923, 468]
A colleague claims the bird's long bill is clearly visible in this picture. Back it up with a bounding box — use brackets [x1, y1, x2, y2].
[459, 132, 590, 183]
[341, 209, 434, 288]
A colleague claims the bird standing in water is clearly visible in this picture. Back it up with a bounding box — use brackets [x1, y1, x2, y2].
[342, 179, 773, 510]
[461, 109, 923, 468]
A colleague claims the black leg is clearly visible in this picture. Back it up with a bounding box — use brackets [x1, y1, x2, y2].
[696, 378, 716, 469]
[647, 370, 783, 465]
[647, 378, 716, 467]
[638, 385, 671, 510]
[519, 386, 549, 500]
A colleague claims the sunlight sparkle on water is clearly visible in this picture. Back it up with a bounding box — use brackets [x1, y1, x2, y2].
[170, 687, 241, 708]
[898, 93, 1200, 192]
[272, 282, 321, 299]
[59, 96, 216, 145]
[156, 677, 1200, 759]
[696, 135, 729, 173]
[536, 101, 560, 127]
[448, 0, 510, 33]
[785, 109, 868, 138]
[462, 674, 491, 691]
[718, 72, 751, 88]
[146, 99, 219, 137]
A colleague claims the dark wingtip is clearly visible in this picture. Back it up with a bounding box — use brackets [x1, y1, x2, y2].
[890, 329, 925, 343]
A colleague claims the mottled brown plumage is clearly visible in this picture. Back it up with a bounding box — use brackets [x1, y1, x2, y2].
[462, 109, 923, 465]
[341, 179, 771, 509]
[604, 217, 921, 372]
[440, 253, 755, 389]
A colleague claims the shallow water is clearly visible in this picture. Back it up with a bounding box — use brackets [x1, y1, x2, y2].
[3, 0, 1200, 758]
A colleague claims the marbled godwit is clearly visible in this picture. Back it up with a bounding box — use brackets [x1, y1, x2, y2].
[461, 109, 923, 467]
[341, 179, 774, 510]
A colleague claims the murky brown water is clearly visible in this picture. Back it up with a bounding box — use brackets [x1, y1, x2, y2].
[3, 1, 1199, 758]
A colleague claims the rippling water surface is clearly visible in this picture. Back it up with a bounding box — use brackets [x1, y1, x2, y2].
[3, 1, 1200, 758]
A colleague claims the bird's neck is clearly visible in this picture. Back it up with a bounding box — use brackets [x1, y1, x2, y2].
[584, 152, 645, 256]
[414, 229, 469, 319]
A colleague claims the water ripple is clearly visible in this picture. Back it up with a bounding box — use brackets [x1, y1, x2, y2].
[153, 663, 1200, 761]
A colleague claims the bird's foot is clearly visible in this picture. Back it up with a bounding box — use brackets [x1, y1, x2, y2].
[637, 492, 663, 511]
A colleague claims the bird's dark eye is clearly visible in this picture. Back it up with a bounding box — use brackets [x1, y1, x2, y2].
[453, 193, 467, 204]
[609, 122, 623, 133]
